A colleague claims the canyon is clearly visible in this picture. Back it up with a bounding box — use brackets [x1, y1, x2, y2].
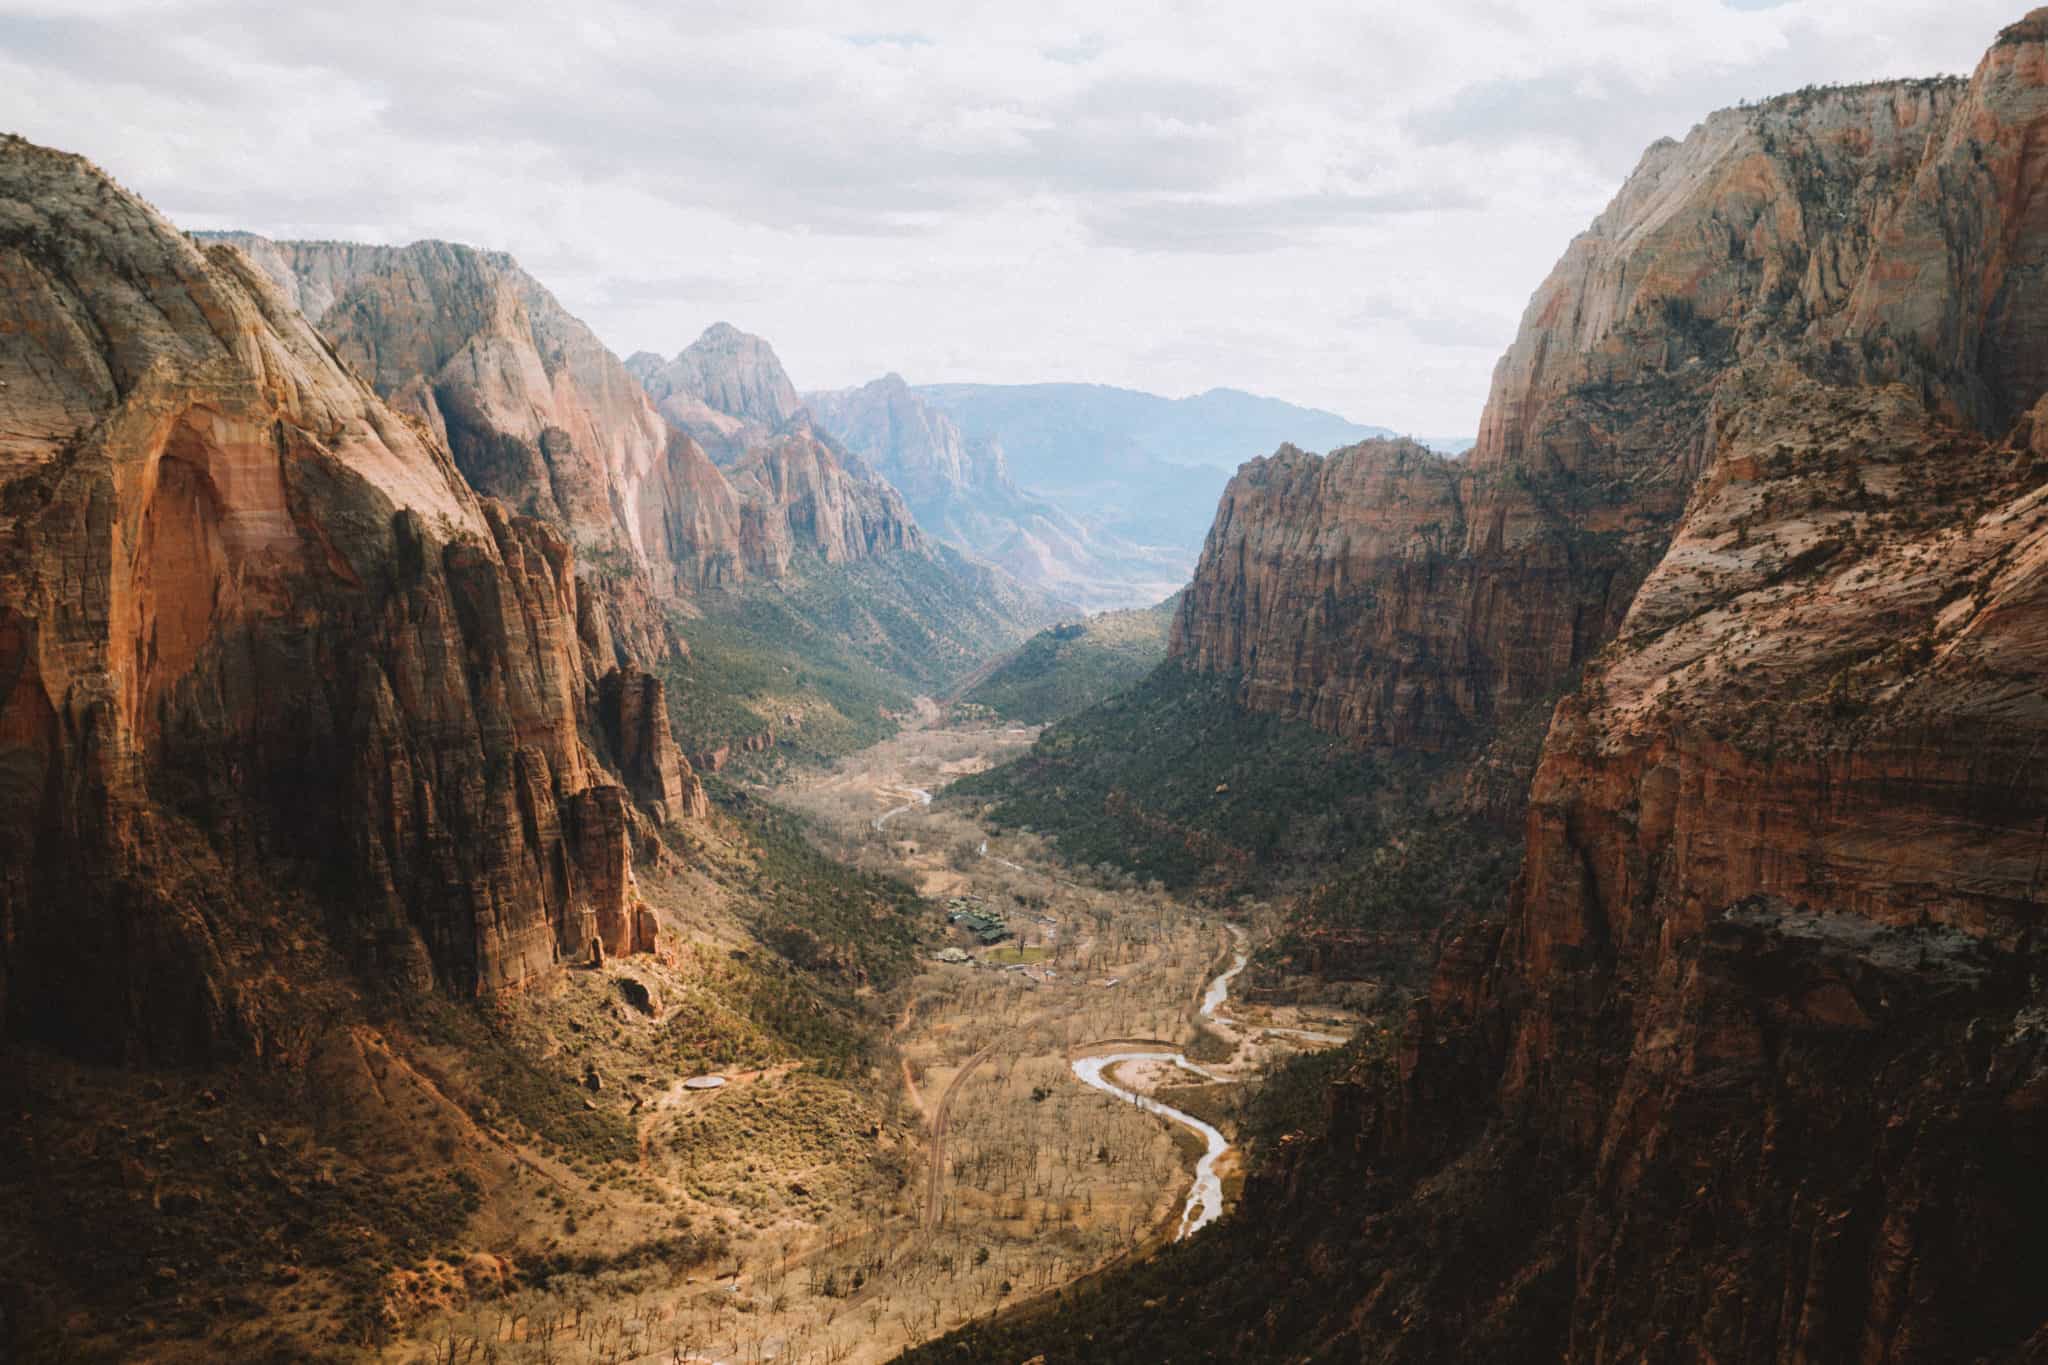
[217, 239, 937, 598]
[806, 373, 1193, 610]
[6, 8, 2048, 1364]
[926, 13, 2048, 1363]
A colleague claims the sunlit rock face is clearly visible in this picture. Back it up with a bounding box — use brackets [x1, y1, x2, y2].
[1173, 76, 1969, 752]
[628, 322, 804, 464]
[0, 138, 697, 1064]
[212, 231, 693, 664]
[624, 325, 929, 579]
[1163, 18, 2048, 1360]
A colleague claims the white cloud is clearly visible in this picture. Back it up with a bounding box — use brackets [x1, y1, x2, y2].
[0, 0, 2014, 433]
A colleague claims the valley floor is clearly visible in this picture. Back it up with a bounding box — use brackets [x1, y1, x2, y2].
[1, 714, 1356, 1365]
[724, 711, 1359, 1365]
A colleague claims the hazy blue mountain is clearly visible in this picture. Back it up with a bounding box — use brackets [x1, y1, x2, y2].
[914, 382, 1385, 471]
[913, 382, 1409, 548]
[804, 375, 1194, 610]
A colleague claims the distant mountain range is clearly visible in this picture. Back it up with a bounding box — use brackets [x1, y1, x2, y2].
[803, 375, 1192, 611]
[918, 382, 1391, 475]
[911, 382, 1459, 553]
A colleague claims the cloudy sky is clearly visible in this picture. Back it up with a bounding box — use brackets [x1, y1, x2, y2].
[0, 0, 2016, 434]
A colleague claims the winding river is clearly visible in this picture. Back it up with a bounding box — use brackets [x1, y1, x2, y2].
[1069, 924, 1250, 1239]
[873, 786, 932, 830]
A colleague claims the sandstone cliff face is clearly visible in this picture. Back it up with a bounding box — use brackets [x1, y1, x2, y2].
[599, 664, 710, 826]
[1842, 23, 2048, 430]
[0, 139, 693, 1063]
[1170, 435, 1640, 752]
[219, 237, 929, 608]
[724, 423, 924, 574]
[1374, 375, 2048, 1362]
[213, 233, 703, 666]
[623, 326, 930, 580]
[1352, 24, 2048, 1360]
[1089, 19, 2048, 1362]
[627, 323, 804, 464]
[1173, 77, 1969, 753]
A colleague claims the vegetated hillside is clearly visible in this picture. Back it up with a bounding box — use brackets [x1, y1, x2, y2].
[914, 381, 1391, 552]
[3, 777, 931, 1359]
[917, 19, 2048, 1363]
[952, 656, 1523, 989]
[957, 594, 1179, 724]
[619, 322, 1074, 769]
[666, 544, 1058, 776]
[951, 663, 1419, 890]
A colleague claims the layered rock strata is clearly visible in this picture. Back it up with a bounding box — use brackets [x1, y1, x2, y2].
[1265, 21, 2048, 1360]
[0, 139, 693, 1062]
[218, 243, 927, 599]
[1020, 20, 2048, 1360]
[1173, 75, 1970, 751]
[213, 233, 694, 667]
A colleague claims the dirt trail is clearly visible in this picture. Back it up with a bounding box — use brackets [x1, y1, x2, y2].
[922, 1038, 1001, 1230]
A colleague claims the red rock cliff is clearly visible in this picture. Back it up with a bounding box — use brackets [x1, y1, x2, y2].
[1172, 76, 1968, 753]
[1115, 20, 2048, 1361]
[214, 233, 710, 658]
[626, 326, 929, 579]
[1371, 25, 2048, 1360]
[0, 139, 691, 1063]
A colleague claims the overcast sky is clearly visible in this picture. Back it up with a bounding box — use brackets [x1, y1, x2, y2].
[0, 0, 2016, 434]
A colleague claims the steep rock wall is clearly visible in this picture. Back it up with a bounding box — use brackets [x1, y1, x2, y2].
[0, 139, 693, 1063]
[1172, 78, 1968, 752]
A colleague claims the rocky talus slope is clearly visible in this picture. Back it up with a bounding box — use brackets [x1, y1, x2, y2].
[0, 139, 703, 1064]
